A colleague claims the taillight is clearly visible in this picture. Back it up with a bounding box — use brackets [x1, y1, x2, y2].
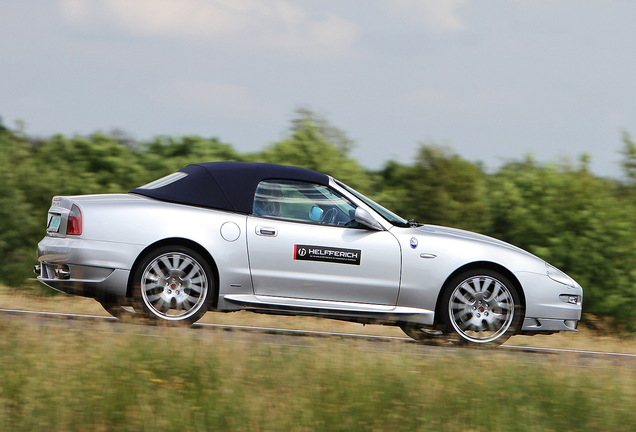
[67, 204, 82, 235]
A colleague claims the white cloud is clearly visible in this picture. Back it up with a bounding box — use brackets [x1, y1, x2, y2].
[58, 0, 89, 22]
[158, 80, 262, 115]
[58, 0, 358, 60]
[390, 0, 467, 33]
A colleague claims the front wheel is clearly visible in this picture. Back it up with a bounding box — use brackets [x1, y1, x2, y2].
[440, 270, 522, 347]
[399, 322, 445, 343]
[133, 246, 214, 325]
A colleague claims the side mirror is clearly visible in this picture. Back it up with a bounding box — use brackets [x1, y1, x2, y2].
[354, 207, 384, 231]
[309, 205, 323, 221]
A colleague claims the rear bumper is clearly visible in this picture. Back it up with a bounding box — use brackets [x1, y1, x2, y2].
[36, 263, 129, 298]
[37, 235, 141, 298]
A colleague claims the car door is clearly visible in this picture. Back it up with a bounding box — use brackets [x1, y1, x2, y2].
[246, 180, 401, 305]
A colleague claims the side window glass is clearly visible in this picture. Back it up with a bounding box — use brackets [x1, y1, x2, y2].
[253, 180, 360, 227]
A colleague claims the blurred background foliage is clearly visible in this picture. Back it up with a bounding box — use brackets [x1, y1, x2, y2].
[1, 110, 635, 330]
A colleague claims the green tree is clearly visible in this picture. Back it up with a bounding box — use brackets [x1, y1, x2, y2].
[0, 132, 148, 286]
[0, 116, 9, 135]
[0, 129, 41, 286]
[17, 134, 145, 214]
[375, 143, 490, 232]
[620, 131, 636, 182]
[3, 111, 636, 330]
[256, 108, 371, 192]
[487, 156, 636, 328]
[290, 106, 356, 156]
[139, 135, 244, 180]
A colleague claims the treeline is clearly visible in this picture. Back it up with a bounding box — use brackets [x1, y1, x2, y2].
[1, 110, 635, 329]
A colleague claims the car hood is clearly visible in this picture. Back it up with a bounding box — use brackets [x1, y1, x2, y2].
[412, 224, 539, 259]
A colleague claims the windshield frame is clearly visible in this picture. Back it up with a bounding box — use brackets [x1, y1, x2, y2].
[335, 180, 410, 227]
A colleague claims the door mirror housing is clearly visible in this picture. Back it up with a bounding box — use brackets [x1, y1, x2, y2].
[354, 207, 384, 231]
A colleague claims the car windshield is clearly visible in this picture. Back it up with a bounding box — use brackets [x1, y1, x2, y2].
[336, 181, 410, 227]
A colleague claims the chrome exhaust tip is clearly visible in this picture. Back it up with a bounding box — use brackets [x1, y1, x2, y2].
[54, 265, 70, 279]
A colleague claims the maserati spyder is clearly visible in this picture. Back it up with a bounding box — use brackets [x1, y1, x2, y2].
[35, 162, 582, 346]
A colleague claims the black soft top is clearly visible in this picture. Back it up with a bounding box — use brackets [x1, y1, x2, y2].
[130, 161, 329, 213]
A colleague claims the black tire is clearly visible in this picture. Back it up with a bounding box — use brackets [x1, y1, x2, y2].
[132, 246, 214, 325]
[399, 322, 445, 342]
[440, 269, 522, 347]
[97, 297, 137, 319]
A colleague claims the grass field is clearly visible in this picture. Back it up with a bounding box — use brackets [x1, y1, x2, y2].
[2, 284, 635, 354]
[0, 286, 635, 431]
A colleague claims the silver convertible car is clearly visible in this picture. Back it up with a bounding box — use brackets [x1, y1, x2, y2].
[36, 162, 582, 346]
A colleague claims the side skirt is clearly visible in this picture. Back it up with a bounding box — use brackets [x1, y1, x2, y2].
[221, 294, 434, 326]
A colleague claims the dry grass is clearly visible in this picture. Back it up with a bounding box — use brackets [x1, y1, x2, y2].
[2, 282, 635, 354]
[0, 311, 634, 432]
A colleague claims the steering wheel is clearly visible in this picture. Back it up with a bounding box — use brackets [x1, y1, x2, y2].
[320, 208, 337, 225]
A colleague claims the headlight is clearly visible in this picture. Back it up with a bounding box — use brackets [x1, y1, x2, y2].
[546, 263, 575, 287]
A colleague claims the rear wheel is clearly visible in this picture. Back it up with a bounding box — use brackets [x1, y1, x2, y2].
[440, 270, 522, 347]
[97, 297, 136, 319]
[133, 246, 214, 325]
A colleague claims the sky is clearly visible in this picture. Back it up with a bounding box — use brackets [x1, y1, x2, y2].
[1, 0, 635, 177]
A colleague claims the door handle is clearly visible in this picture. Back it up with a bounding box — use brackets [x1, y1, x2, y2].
[256, 226, 278, 237]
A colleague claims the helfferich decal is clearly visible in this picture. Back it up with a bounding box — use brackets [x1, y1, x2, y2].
[294, 244, 361, 265]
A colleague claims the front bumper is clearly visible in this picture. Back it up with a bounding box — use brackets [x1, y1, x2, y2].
[515, 271, 583, 333]
[521, 317, 579, 333]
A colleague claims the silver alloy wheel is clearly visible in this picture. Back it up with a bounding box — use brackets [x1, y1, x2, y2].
[140, 252, 209, 320]
[448, 275, 515, 344]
